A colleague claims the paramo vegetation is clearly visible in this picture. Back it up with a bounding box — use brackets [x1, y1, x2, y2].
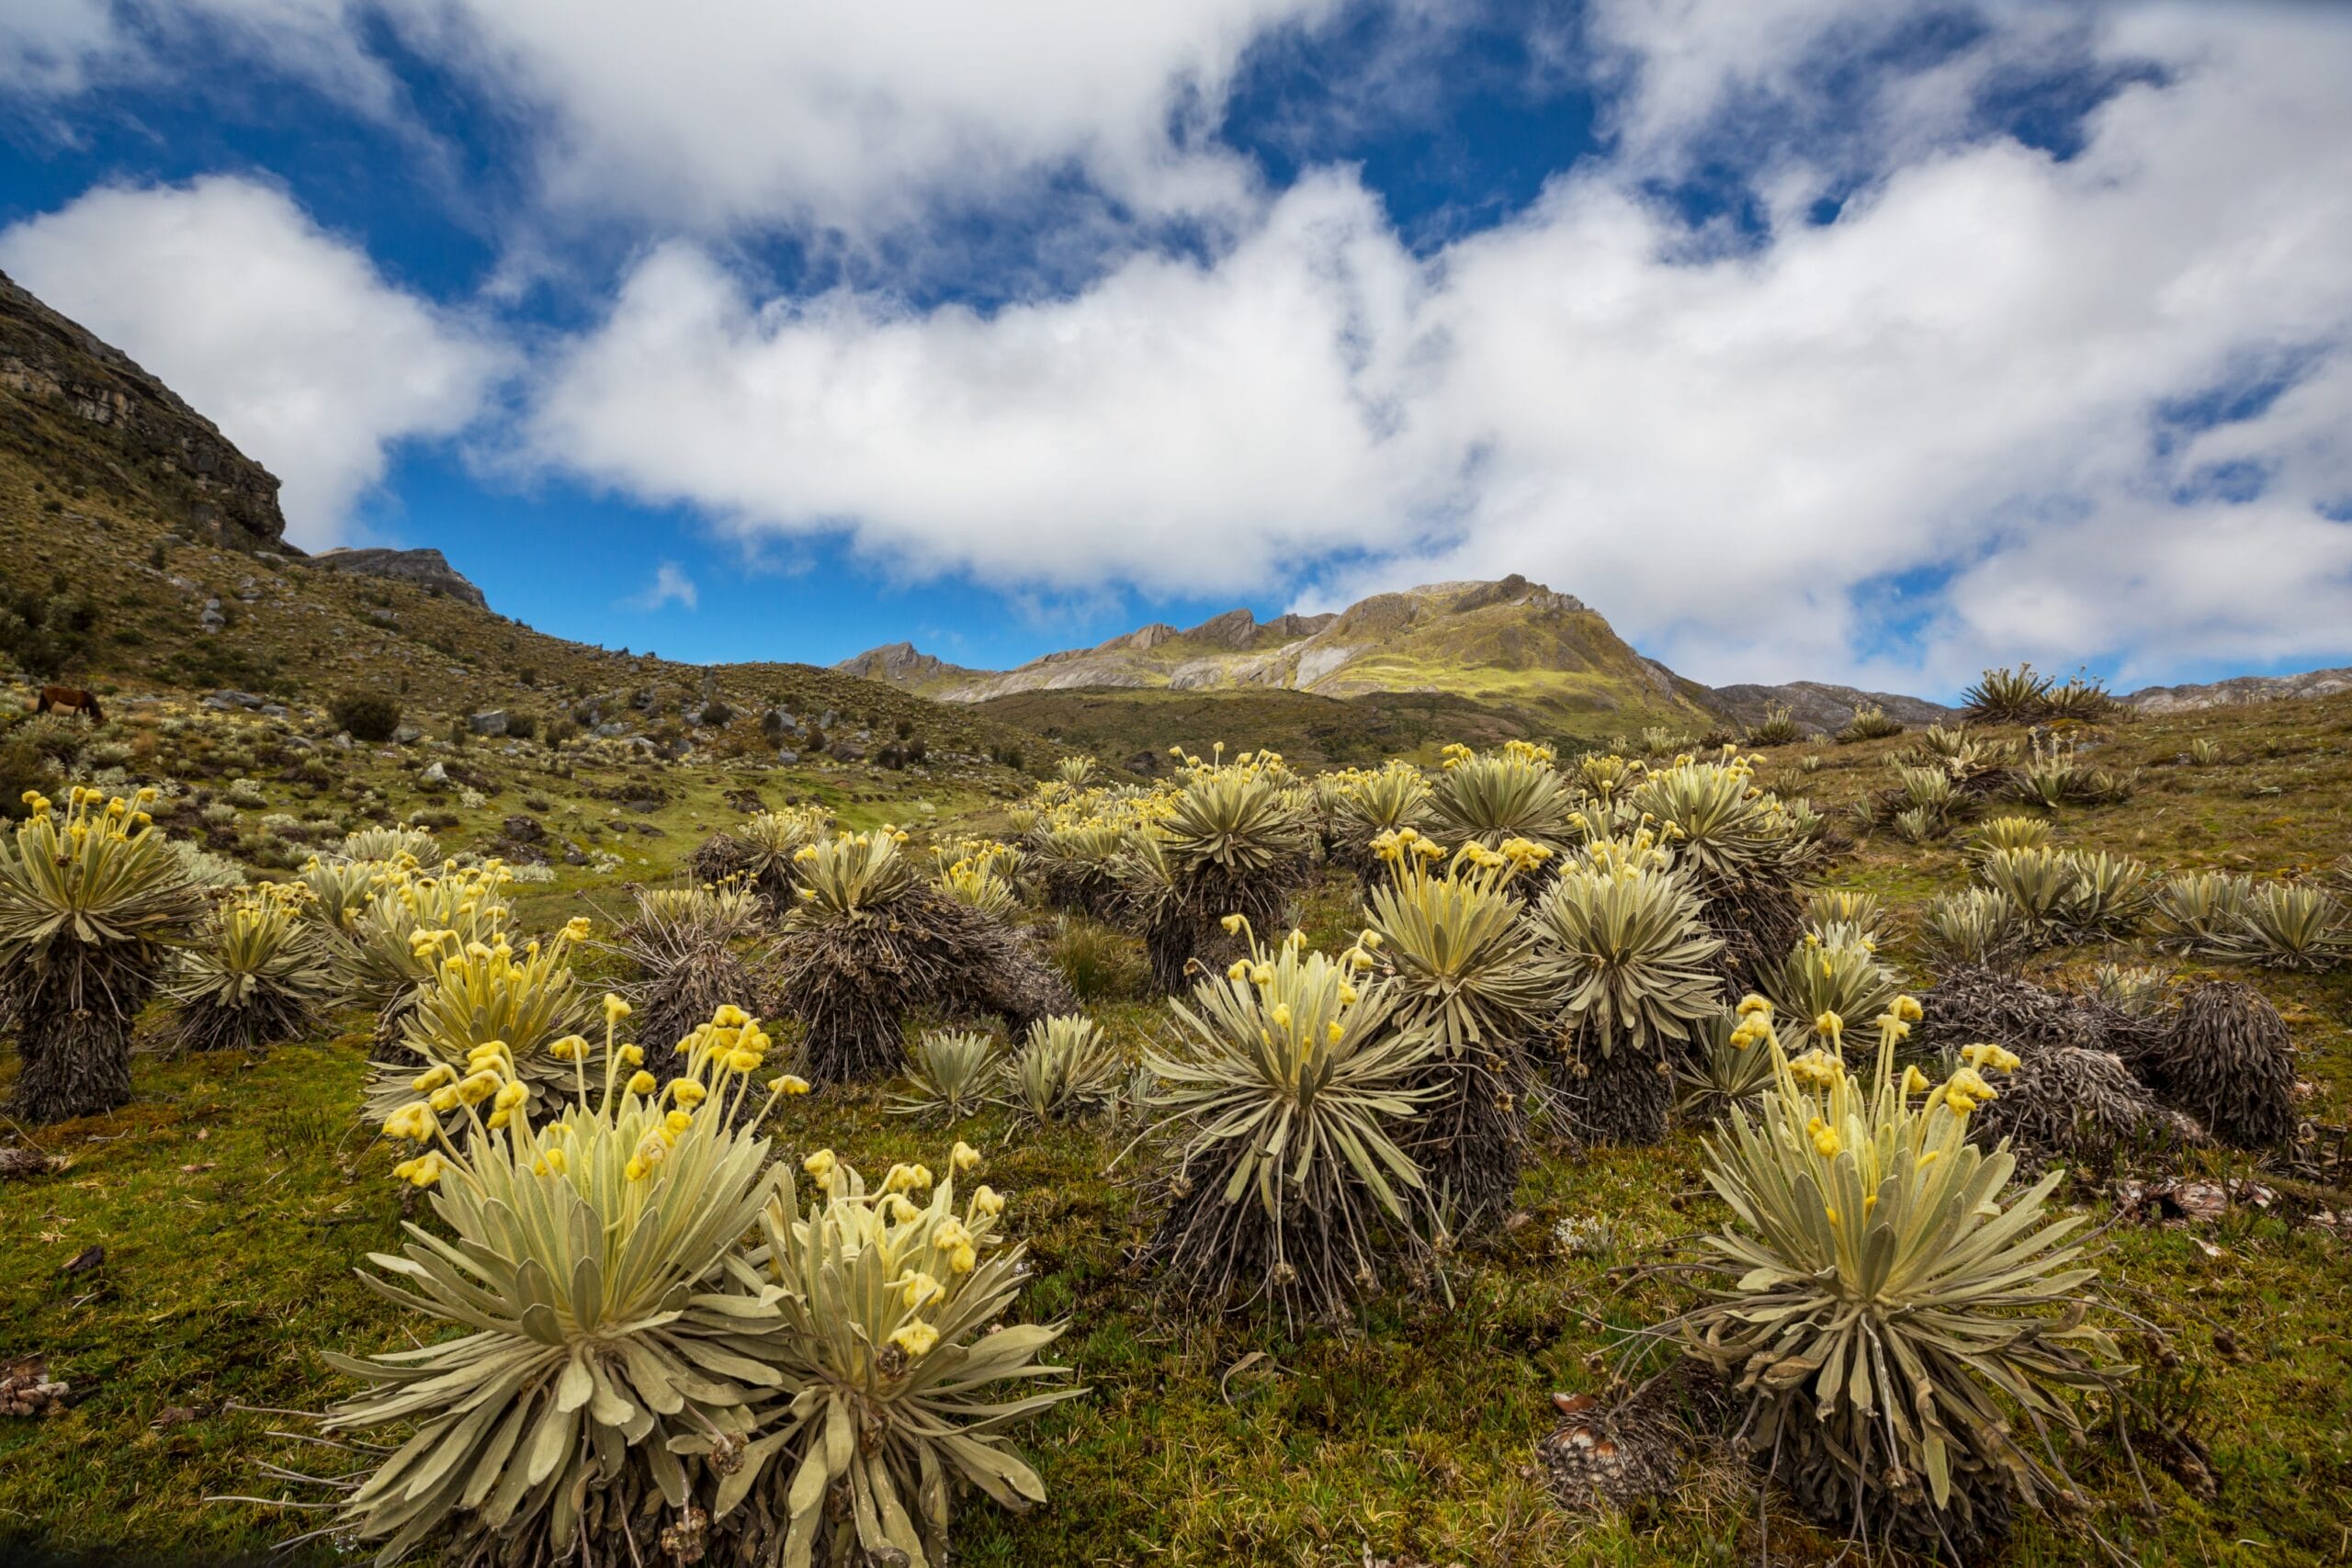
[2, 665, 2350, 1566]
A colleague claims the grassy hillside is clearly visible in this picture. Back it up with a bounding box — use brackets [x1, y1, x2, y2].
[2, 690, 2348, 1567]
[973, 684, 1544, 770]
[0, 436, 1068, 797]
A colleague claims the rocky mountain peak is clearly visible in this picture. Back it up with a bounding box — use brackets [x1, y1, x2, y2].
[311, 547, 489, 610]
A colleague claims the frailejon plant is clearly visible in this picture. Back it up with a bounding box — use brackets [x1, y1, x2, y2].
[1674, 998, 1781, 1125]
[1969, 815, 2052, 859]
[606, 888, 762, 1085]
[2066, 850, 2156, 940]
[1365, 848, 1556, 1229]
[1834, 704, 1905, 744]
[2146, 869, 2252, 957]
[777, 829, 1071, 1082]
[1801, 889, 1885, 942]
[1629, 759, 1790, 887]
[1759, 931, 1901, 1044]
[1748, 705, 1803, 747]
[368, 921, 600, 1134]
[691, 805, 833, 912]
[300, 855, 396, 933]
[1528, 836, 1724, 1145]
[1976, 847, 2082, 946]
[332, 1009, 808, 1565]
[164, 883, 340, 1055]
[1118, 757, 1313, 991]
[1961, 663, 2055, 725]
[0, 785, 204, 1122]
[1140, 921, 1442, 1323]
[1918, 887, 2025, 969]
[345, 862, 514, 1022]
[1331, 761, 1436, 871]
[720, 1146, 1081, 1568]
[888, 1028, 1001, 1123]
[1001, 1012, 1125, 1124]
[334, 825, 437, 863]
[1670, 1003, 2132, 1555]
[2220, 880, 2350, 972]
[1428, 744, 1576, 853]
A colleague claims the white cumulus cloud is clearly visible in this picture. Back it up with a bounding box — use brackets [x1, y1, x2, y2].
[0, 175, 506, 548]
[625, 561, 699, 613]
[522, 3, 2352, 689]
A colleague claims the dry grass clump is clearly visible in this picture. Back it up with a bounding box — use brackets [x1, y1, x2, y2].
[1969, 1044, 2205, 1167]
[2138, 980, 2298, 1148]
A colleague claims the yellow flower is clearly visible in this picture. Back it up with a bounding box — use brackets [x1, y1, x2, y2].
[725, 1049, 763, 1074]
[1947, 1066, 1999, 1101]
[899, 1269, 944, 1310]
[771, 1074, 811, 1097]
[1901, 1065, 1931, 1097]
[672, 1077, 707, 1106]
[952, 1140, 982, 1172]
[714, 1004, 750, 1028]
[1270, 1003, 1294, 1031]
[1894, 995, 1923, 1023]
[411, 1064, 458, 1092]
[1227, 959, 1250, 982]
[382, 1102, 436, 1143]
[492, 1081, 528, 1111]
[549, 1035, 587, 1062]
[888, 1321, 940, 1359]
[933, 1218, 973, 1253]
[1961, 1043, 2021, 1075]
[394, 1151, 445, 1189]
[626, 1071, 659, 1096]
[885, 1162, 934, 1194]
[1250, 964, 1274, 987]
[563, 916, 593, 942]
[456, 1070, 502, 1106]
[665, 1109, 695, 1134]
[804, 1148, 837, 1179]
[543, 1146, 569, 1176]
[604, 994, 632, 1024]
[1813, 1010, 1844, 1039]
[1736, 993, 1771, 1017]
[1220, 914, 1244, 935]
[486, 1107, 512, 1131]
[885, 1193, 921, 1224]
[428, 1084, 461, 1113]
[971, 1185, 1004, 1217]
[618, 1043, 645, 1066]
[624, 1156, 650, 1181]
[948, 1243, 977, 1275]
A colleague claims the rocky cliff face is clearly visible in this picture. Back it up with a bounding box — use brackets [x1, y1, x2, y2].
[0, 269, 288, 549]
[309, 547, 490, 611]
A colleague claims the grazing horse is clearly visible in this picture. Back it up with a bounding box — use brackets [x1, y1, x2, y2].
[33, 686, 105, 724]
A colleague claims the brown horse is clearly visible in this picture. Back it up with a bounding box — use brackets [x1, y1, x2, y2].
[33, 686, 105, 723]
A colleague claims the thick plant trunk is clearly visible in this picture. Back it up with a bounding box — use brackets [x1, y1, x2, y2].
[1552, 1035, 1672, 1146]
[8, 1002, 137, 1123]
[1401, 1050, 1529, 1236]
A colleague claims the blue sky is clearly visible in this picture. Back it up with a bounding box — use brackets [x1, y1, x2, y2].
[3, 1, 2350, 696]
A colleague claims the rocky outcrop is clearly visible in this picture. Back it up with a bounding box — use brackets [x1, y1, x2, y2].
[836, 640, 979, 689]
[311, 547, 489, 610]
[0, 268, 288, 547]
[1699, 681, 1954, 736]
[2124, 667, 2352, 713]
